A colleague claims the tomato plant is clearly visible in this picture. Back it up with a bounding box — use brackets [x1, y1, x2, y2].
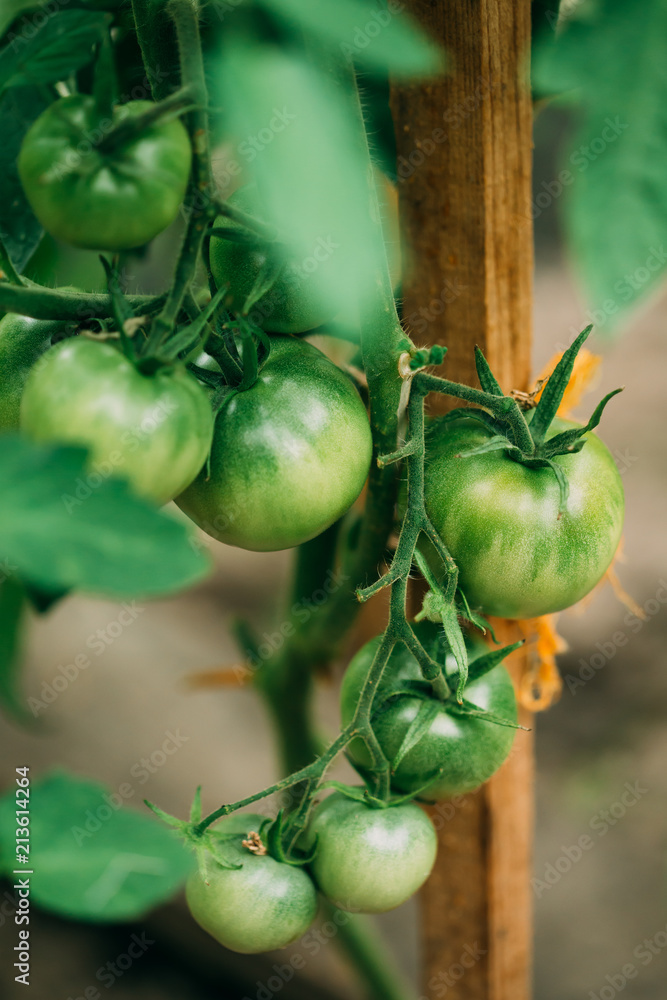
[18, 97, 192, 251]
[21, 337, 214, 505]
[340, 623, 518, 800]
[186, 814, 318, 954]
[176, 335, 373, 550]
[303, 791, 437, 912]
[0, 0, 638, 995]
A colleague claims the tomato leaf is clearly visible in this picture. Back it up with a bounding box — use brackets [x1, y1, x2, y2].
[0, 771, 194, 921]
[256, 0, 443, 78]
[0, 435, 211, 598]
[533, 0, 667, 327]
[0, 10, 108, 91]
[214, 39, 389, 326]
[0, 576, 31, 723]
[0, 85, 48, 272]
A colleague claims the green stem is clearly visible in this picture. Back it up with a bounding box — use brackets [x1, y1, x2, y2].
[148, 0, 213, 352]
[0, 281, 164, 320]
[415, 371, 535, 454]
[130, 0, 181, 100]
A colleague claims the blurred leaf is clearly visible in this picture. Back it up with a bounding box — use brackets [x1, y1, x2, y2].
[257, 0, 443, 78]
[0, 435, 210, 598]
[0, 85, 47, 272]
[0, 576, 29, 722]
[0, 9, 107, 91]
[0, 0, 118, 41]
[534, 0, 667, 329]
[0, 772, 194, 921]
[216, 39, 385, 321]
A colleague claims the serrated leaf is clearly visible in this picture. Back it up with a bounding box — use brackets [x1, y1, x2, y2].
[0, 576, 29, 722]
[533, 0, 667, 327]
[0, 436, 210, 598]
[257, 0, 443, 78]
[0, 85, 47, 271]
[0, 10, 107, 91]
[0, 771, 194, 921]
[391, 700, 440, 770]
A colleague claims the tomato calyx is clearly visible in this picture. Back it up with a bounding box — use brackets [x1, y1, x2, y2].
[429, 325, 623, 513]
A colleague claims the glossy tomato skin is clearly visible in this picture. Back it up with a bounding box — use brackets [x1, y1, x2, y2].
[187, 814, 318, 954]
[303, 792, 437, 913]
[340, 622, 517, 801]
[20, 338, 213, 505]
[0, 314, 65, 431]
[422, 416, 625, 619]
[176, 336, 372, 550]
[18, 97, 192, 250]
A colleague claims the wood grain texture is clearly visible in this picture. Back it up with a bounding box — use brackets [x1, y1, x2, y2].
[390, 1, 534, 997]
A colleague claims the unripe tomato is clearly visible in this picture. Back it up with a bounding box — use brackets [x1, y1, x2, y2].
[176, 336, 372, 550]
[186, 814, 318, 954]
[422, 415, 625, 618]
[0, 314, 65, 431]
[341, 622, 518, 800]
[303, 792, 437, 913]
[20, 337, 214, 505]
[18, 97, 192, 250]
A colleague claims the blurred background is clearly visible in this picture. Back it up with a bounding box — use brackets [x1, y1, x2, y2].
[1, 95, 666, 1000]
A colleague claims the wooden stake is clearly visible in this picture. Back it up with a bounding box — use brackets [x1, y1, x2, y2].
[390, 2, 534, 997]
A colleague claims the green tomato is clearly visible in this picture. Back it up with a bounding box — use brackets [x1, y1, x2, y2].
[18, 97, 192, 250]
[0, 314, 65, 431]
[303, 792, 437, 913]
[340, 622, 518, 801]
[422, 415, 625, 619]
[176, 336, 372, 550]
[186, 814, 318, 954]
[20, 337, 214, 505]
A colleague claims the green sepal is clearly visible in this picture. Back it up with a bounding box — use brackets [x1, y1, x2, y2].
[474, 346, 504, 395]
[465, 640, 525, 684]
[318, 780, 388, 810]
[189, 786, 203, 825]
[433, 406, 507, 437]
[209, 226, 267, 248]
[520, 455, 571, 513]
[265, 809, 316, 866]
[456, 588, 496, 641]
[457, 435, 523, 460]
[99, 256, 137, 362]
[242, 254, 286, 315]
[391, 700, 440, 770]
[529, 325, 592, 444]
[449, 699, 530, 732]
[144, 798, 187, 830]
[159, 285, 229, 363]
[540, 387, 624, 457]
